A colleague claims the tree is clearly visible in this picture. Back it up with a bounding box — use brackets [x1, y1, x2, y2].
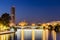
[54, 24, 60, 32]
[48, 25, 53, 30]
[0, 17, 3, 31]
[1, 13, 11, 26]
[0, 17, 3, 24]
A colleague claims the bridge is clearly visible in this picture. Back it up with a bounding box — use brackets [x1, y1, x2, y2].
[15, 26, 44, 29]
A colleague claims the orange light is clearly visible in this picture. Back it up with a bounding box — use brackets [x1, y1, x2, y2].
[9, 23, 15, 26]
[32, 23, 35, 26]
[42, 24, 46, 26]
[18, 21, 28, 27]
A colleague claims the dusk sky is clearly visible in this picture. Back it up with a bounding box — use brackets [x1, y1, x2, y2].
[0, 0, 60, 23]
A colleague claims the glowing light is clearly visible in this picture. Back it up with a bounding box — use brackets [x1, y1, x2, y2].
[47, 23, 50, 25]
[52, 30, 56, 40]
[21, 29, 24, 40]
[18, 21, 28, 27]
[32, 23, 36, 26]
[0, 23, 10, 31]
[9, 23, 15, 26]
[32, 30, 35, 40]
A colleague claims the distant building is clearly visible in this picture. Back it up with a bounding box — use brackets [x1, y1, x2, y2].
[18, 21, 28, 26]
[31, 23, 36, 26]
[10, 6, 15, 26]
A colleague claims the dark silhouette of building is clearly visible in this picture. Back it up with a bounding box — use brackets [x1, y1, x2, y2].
[10, 6, 15, 26]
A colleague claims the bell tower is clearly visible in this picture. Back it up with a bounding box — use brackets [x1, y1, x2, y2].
[10, 6, 15, 26]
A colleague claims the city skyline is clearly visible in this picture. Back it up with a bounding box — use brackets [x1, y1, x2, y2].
[0, 0, 60, 23]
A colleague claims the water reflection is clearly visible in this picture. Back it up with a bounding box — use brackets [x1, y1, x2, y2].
[0, 29, 60, 40]
[0, 34, 10, 40]
[56, 32, 60, 40]
[43, 29, 48, 40]
[24, 29, 32, 40]
[52, 30, 56, 40]
[35, 29, 43, 40]
[16, 29, 21, 40]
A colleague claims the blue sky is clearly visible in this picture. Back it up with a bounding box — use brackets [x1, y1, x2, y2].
[0, 0, 60, 23]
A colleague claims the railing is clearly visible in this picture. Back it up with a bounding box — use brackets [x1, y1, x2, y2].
[0, 29, 56, 40]
[0, 31, 15, 40]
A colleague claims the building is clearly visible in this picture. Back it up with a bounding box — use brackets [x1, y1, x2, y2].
[10, 6, 15, 26]
[18, 21, 28, 26]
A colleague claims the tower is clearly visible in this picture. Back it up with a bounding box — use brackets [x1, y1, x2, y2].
[10, 6, 15, 26]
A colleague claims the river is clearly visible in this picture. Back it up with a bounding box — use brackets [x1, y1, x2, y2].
[0, 29, 60, 40]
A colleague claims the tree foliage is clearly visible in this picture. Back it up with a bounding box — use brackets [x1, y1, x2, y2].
[48, 25, 53, 30]
[0, 17, 3, 24]
[54, 24, 60, 32]
[1, 13, 11, 26]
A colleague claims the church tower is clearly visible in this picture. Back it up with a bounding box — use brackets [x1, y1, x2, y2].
[10, 6, 15, 26]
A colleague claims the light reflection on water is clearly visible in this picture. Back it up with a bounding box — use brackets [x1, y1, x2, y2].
[35, 29, 43, 40]
[0, 29, 60, 40]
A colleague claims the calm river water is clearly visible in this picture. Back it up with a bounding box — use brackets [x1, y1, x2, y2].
[0, 29, 60, 40]
[14, 29, 60, 40]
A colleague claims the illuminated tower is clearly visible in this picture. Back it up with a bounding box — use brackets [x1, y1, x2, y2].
[10, 6, 15, 26]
